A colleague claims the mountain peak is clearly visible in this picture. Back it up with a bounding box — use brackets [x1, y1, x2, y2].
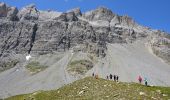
[0, 2, 18, 20]
[96, 6, 112, 12]
[67, 8, 82, 16]
[18, 3, 39, 20]
[83, 6, 115, 21]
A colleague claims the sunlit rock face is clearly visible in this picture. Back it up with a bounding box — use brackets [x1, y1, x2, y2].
[0, 2, 170, 70]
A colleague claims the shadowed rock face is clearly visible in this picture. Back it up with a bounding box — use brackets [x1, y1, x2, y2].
[0, 2, 170, 70]
[0, 3, 7, 17]
[0, 2, 18, 21]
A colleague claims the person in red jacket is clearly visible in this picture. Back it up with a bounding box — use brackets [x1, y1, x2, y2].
[138, 75, 142, 84]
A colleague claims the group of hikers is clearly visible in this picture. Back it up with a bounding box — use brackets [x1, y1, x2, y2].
[92, 73, 119, 82]
[107, 74, 119, 82]
[92, 73, 148, 86]
[138, 75, 148, 86]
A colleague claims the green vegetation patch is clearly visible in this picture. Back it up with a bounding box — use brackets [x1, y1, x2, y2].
[0, 60, 18, 72]
[163, 42, 170, 48]
[26, 61, 48, 74]
[6, 77, 170, 100]
[67, 60, 93, 75]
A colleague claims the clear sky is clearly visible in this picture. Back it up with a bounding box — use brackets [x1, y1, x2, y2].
[1, 0, 170, 33]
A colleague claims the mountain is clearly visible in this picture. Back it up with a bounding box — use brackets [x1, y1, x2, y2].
[0, 2, 170, 98]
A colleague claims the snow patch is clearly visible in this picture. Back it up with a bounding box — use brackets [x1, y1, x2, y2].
[26, 54, 31, 61]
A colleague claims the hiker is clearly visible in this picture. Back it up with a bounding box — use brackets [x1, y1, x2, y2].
[92, 73, 94, 77]
[106, 75, 109, 79]
[109, 74, 113, 80]
[116, 75, 119, 82]
[114, 75, 116, 81]
[144, 77, 148, 86]
[95, 74, 99, 79]
[138, 76, 143, 84]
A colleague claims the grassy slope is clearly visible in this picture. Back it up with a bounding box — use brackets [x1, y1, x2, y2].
[0, 60, 18, 72]
[67, 60, 93, 75]
[26, 61, 48, 74]
[6, 77, 170, 100]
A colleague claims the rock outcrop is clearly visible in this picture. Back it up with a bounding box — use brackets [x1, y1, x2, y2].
[18, 4, 39, 21]
[83, 7, 115, 21]
[0, 2, 8, 17]
[149, 31, 170, 64]
[67, 8, 82, 16]
[0, 2, 18, 21]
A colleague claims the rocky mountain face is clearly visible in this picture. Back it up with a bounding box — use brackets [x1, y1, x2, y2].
[0, 2, 170, 70]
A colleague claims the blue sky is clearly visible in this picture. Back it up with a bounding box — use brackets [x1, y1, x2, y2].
[1, 0, 170, 33]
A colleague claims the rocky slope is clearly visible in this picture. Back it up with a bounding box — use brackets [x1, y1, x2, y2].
[0, 2, 170, 98]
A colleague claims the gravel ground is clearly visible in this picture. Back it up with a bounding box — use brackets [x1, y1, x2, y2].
[86, 39, 170, 86]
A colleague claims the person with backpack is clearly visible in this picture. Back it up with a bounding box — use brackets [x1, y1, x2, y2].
[106, 75, 109, 79]
[116, 75, 119, 82]
[114, 75, 116, 81]
[144, 77, 148, 86]
[138, 75, 143, 84]
[109, 74, 113, 80]
[92, 72, 94, 77]
[95, 74, 99, 79]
